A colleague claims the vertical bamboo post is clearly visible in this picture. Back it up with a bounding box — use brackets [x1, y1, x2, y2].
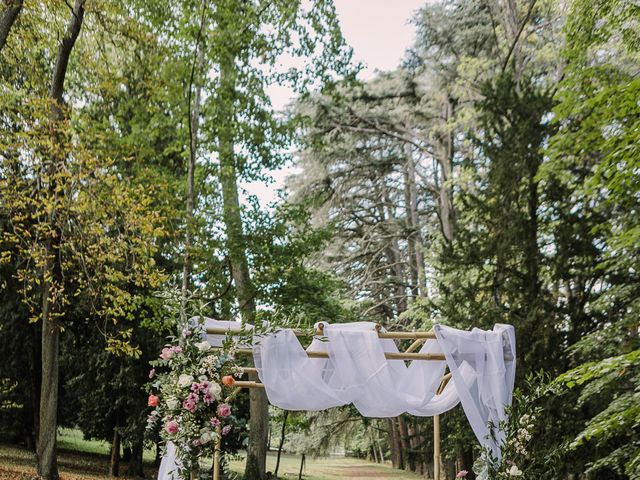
[433, 414, 441, 480]
[213, 424, 222, 480]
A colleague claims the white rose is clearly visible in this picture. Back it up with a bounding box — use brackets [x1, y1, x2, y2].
[200, 431, 213, 444]
[166, 398, 179, 410]
[508, 465, 523, 476]
[178, 374, 194, 388]
[208, 382, 222, 399]
[196, 341, 211, 351]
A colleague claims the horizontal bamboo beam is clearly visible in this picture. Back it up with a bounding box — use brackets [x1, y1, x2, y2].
[232, 347, 447, 361]
[232, 380, 264, 389]
[205, 325, 437, 340]
[231, 374, 456, 392]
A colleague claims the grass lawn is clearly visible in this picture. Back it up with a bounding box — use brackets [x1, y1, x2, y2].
[0, 429, 425, 480]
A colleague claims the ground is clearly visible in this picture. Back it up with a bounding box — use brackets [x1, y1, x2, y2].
[0, 429, 424, 480]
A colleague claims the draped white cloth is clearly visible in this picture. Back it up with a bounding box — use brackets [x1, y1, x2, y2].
[253, 322, 516, 457]
[157, 442, 180, 480]
[158, 320, 516, 479]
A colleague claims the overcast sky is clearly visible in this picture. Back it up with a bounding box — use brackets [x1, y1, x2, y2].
[334, 0, 424, 77]
[250, 0, 426, 203]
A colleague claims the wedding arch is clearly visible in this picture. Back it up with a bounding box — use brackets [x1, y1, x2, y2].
[159, 319, 516, 480]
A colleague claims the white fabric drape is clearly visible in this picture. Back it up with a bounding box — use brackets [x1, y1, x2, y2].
[254, 322, 516, 457]
[434, 323, 516, 458]
[157, 442, 180, 480]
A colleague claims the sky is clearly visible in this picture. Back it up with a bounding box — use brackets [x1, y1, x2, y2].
[246, 0, 426, 205]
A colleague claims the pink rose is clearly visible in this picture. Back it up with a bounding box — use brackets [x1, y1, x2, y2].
[147, 395, 159, 407]
[456, 471, 468, 478]
[222, 425, 231, 436]
[217, 403, 231, 418]
[160, 347, 174, 360]
[165, 420, 179, 435]
[211, 417, 221, 427]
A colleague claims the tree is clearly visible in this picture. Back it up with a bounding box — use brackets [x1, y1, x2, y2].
[545, 0, 640, 476]
[0, 2, 166, 478]
[202, 2, 351, 477]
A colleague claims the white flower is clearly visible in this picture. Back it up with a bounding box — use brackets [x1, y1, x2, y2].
[507, 465, 523, 476]
[208, 382, 222, 399]
[200, 431, 213, 444]
[196, 341, 211, 351]
[178, 374, 194, 388]
[166, 398, 179, 410]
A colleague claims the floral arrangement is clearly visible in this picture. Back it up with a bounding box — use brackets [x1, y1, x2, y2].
[458, 376, 561, 480]
[146, 324, 242, 476]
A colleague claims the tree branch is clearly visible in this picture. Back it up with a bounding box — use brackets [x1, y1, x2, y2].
[501, 0, 538, 74]
[0, 0, 23, 52]
[50, 0, 86, 115]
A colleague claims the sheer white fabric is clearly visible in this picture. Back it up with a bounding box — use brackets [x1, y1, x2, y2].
[157, 442, 181, 480]
[254, 322, 516, 457]
[434, 324, 516, 458]
[190, 317, 253, 347]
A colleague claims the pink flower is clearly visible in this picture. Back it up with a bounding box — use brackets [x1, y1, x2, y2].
[217, 403, 231, 418]
[147, 395, 159, 407]
[172, 346, 182, 354]
[183, 393, 198, 413]
[149, 368, 156, 379]
[191, 381, 209, 394]
[222, 425, 231, 436]
[222, 375, 235, 386]
[165, 420, 179, 435]
[456, 471, 468, 478]
[192, 439, 201, 447]
[203, 392, 214, 405]
[160, 347, 173, 360]
[211, 417, 221, 427]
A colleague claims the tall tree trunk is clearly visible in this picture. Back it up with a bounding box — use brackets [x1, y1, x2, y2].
[127, 438, 145, 479]
[456, 447, 475, 480]
[274, 410, 289, 478]
[386, 418, 403, 469]
[31, 321, 41, 452]
[110, 419, 121, 477]
[403, 145, 426, 297]
[218, 48, 268, 480]
[397, 416, 413, 472]
[36, 3, 85, 479]
[38, 280, 59, 480]
[182, 2, 207, 309]
[436, 96, 456, 244]
[380, 181, 407, 316]
[0, 0, 22, 52]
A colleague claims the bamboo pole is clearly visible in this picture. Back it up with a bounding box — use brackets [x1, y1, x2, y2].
[230, 374, 455, 391]
[405, 338, 425, 353]
[205, 325, 437, 340]
[231, 347, 448, 361]
[232, 380, 264, 389]
[433, 414, 441, 480]
[213, 424, 222, 480]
